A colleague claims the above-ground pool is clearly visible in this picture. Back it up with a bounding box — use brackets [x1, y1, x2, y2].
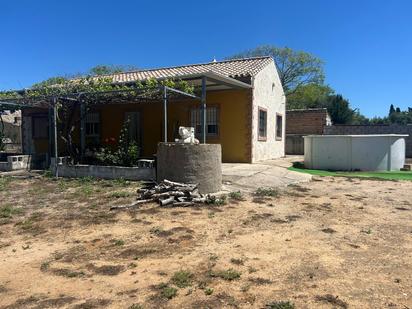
[304, 134, 407, 171]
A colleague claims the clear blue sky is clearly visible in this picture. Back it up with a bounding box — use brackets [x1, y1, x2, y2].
[1, 0, 411, 117]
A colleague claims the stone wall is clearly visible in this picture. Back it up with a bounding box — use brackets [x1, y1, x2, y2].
[324, 125, 412, 157]
[55, 164, 155, 181]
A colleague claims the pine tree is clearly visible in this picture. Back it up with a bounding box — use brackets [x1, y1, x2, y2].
[389, 104, 395, 115]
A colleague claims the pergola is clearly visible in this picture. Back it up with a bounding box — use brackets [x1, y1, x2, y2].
[0, 72, 251, 168]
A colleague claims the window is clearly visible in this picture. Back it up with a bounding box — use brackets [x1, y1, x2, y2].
[190, 107, 219, 137]
[85, 112, 100, 144]
[32, 116, 48, 139]
[125, 112, 141, 145]
[258, 108, 267, 141]
[276, 114, 283, 140]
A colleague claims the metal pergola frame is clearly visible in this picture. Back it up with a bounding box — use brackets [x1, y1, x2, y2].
[0, 72, 252, 177]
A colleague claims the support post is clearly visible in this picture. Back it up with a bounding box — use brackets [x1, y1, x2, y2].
[201, 76, 207, 144]
[48, 106, 53, 166]
[52, 97, 59, 178]
[79, 98, 86, 161]
[163, 86, 168, 142]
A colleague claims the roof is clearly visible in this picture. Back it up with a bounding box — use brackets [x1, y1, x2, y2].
[98, 57, 274, 84]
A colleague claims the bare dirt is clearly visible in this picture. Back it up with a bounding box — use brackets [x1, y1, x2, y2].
[0, 175, 411, 308]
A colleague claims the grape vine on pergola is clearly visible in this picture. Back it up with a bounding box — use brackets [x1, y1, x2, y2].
[0, 72, 252, 174]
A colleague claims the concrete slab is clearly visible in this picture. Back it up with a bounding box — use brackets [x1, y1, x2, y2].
[222, 156, 311, 193]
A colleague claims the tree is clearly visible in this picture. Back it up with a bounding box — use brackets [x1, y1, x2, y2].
[227, 45, 324, 94]
[389, 104, 395, 115]
[286, 83, 334, 110]
[324, 95, 354, 124]
[351, 110, 371, 125]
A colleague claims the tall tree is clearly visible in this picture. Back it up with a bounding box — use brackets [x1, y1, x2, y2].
[389, 104, 395, 115]
[286, 83, 334, 110]
[324, 95, 354, 124]
[227, 45, 325, 94]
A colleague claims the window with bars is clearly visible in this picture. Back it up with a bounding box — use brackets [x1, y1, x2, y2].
[190, 107, 219, 137]
[85, 112, 100, 144]
[276, 114, 283, 140]
[258, 107, 267, 141]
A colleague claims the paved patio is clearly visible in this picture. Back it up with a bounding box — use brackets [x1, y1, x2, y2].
[222, 156, 312, 192]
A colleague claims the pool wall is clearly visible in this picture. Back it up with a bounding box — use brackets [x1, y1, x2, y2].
[304, 135, 407, 171]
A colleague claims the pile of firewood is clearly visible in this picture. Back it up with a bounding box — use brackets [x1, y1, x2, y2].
[110, 179, 220, 210]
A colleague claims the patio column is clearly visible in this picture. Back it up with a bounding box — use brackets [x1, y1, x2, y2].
[80, 99, 86, 160]
[201, 76, 207, 144]
[163, 86, 168, 142]
[48, 105, 53, 165]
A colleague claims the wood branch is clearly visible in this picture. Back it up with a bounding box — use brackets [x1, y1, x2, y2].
[160, 196, 175, 206]
[112, 179, 212, 210]
[110, 198, 154, 210]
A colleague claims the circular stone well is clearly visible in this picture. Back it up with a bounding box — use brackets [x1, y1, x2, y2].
[156, 143, 222, 194]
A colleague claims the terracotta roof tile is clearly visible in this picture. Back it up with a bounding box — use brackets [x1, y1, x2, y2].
[99, 57, 273, 83]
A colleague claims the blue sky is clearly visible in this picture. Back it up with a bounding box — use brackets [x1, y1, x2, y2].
[1, 0, 411, 117]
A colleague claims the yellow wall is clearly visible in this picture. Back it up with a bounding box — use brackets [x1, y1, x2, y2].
[26, 89, 252, 162]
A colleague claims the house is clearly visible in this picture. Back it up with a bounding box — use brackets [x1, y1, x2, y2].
[285, 108, 331, 155]
[20, 57, 285, 164]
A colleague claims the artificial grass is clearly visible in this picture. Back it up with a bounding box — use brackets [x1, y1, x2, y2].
[288, 166, 412, 181]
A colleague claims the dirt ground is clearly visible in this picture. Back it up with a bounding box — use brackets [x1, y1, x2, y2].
[0, 174, 411, 309]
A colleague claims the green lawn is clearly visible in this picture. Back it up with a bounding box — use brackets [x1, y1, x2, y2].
[288, 166, 412, 181]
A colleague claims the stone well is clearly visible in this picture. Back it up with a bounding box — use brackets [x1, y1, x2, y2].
[156, 143, 222, 194]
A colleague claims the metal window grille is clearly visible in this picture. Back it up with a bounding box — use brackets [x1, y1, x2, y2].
[276, 114, 283, 139]
[258, 109, 267, 138]
[85, 112, 100, 137]
[190, 107, 219, 137]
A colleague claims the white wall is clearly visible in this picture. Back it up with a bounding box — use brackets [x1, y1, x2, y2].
[251, 61, 286, 162]
[304, 135, 407, 171]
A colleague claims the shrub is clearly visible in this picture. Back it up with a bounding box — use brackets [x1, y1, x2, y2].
[95, 118, 140, 167]
[158, 283, 177, 299]
[210, 268, 241, 281]
[254, 187, 279, 197]
[229, 191, 244, 201]
[171, 270, 193, 288]
[265, 301, 295, 309]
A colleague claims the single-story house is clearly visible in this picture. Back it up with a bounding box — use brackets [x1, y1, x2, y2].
[20, 56, 285, 164]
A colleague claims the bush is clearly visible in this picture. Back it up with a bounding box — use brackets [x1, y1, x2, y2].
[171, 270, 193, 288]
[95, 118, 140, 167]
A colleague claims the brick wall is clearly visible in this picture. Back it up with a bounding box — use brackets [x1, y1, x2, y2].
[286, 108, 330, 135]
[324, 124, 412, 157]
[285, 109, 331, 155]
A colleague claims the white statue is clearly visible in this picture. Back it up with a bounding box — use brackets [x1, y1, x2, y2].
[175, 126, 199, 144]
